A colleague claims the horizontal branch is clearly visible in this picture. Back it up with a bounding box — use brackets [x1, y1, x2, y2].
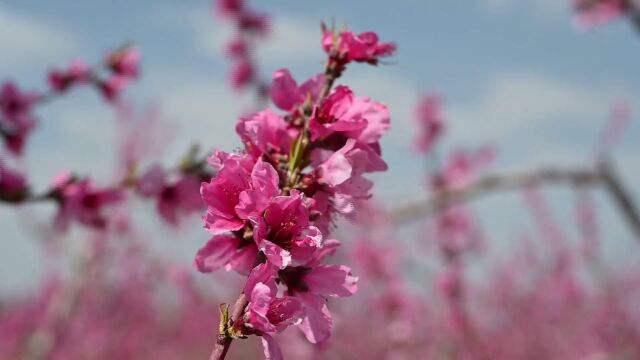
[391, 161, 640, 242]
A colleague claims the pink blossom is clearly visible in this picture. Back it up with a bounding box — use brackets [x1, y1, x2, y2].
[247, 282, 303, 335]
[48, 59, 90, 93]
[137, 166, 203, 225]
[309, 85, 367, 141]
[225, 37, 249, 58]
[100, 75, 129, 103]
[230, 59, 255, 90]
[574, 0, 630, 28]
[274, 240, 357, 343]
[310, 85, 390, 145]
[270, 69, 325, 112]
[106, 45, 141, 79]
[237, 11, 270, 35]
[307, 140, 386, 230]
[434, 205, 483, 255]
[215, 0, 245, 18]
[0, 82, 39, 155]
[53, 176, 124, 230]
[193, 234, 257, 274]
[413, 93, 445, 154]
[250, 192, 322, 268]
[236, 109, 292, 158]
[323, 28, 396, 65]
[432, 146, 495, 191]
[201, 155, 279, 234]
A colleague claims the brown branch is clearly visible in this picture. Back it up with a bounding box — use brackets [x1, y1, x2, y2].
[391, 161, 640, 241]
[209, 294, 249, 360]
[622, 0, 640, 33]
[392, 166, 600, 223]
[599, 161, 640, 238]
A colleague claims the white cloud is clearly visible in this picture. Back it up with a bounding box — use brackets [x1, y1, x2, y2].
[142, 67, 249, 157]
[0, 4, 81, 71]
[182, 6, 321, 65]
[447, 72, 629, 144]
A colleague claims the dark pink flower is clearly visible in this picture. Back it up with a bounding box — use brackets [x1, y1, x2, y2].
[247, 282, 303, 335]
[215, 0, 245, 17]
[574, 0, 629, 28]
[137, 166, 203, 225]
[225, 37, 249, 58]
[48, 59, 90, 93]
[309, 85, 367, 141]
[242, 263, 302, 360]
[236, 109, 292, 158]
[276, 240, 358, 343]
[310, 85, 390, 145]
[100, 75, 129, 103]
[230, 59, 255, 90]
[193, 233, 257, 275]
[270, 69, 325, 112]
[0, 82, 40, 155]
[250, 191, 322, 268]
[323, 28, 396, 65]
[414, 93, 445, 154]
[237, 11, 270, 35]
[106, 45, 141, 79]
[53, 176, 124, 231]
[201, 155, 279, 234]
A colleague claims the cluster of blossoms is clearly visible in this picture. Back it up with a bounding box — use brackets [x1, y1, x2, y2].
[43, 151, 208, 231]
[573, 0, 636, 28]
[195, 24, 395, 359]
[0, 44, 214, 231]
[216, 0, 270, 93]
[0, 45, 140, 158]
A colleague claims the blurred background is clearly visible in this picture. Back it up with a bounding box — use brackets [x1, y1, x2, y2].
[1, 1, 640, 358]
[1, 0, 639, 292]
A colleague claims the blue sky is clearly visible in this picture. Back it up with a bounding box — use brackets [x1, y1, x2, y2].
[1, 0, 639, 292]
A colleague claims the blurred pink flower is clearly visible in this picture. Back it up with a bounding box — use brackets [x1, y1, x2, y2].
[323, 28, 396, 65]
[48, 59, 91, 93]
[0, 81, 40, 155]
[106, 45, 141, 79]
[53, 176, 124, 231]
[413, 93, 445, 154]
[270, 68, 325, 112]
[250, 192, 322, 268]
[574, 0, 630, 28]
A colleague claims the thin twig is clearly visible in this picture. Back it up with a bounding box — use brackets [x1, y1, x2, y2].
[392, 166, 600, 223]
[391, 161, 640, 242]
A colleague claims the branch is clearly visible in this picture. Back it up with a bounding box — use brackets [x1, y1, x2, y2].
[209, 295, 249, 360]
[391, 161, 640, 241]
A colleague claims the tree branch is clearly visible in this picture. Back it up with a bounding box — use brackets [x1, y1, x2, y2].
[392, 161, 640, 241]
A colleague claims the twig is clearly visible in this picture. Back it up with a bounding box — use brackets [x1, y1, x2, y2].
[391, 161, 640, 242]
[209, 295, 249, 360]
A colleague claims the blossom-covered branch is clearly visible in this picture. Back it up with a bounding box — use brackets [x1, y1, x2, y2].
[198, 21, 395, 360]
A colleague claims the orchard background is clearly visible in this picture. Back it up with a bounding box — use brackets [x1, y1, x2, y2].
[1, 1, 640, 359]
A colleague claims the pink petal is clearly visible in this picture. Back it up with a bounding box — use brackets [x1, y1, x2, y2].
[305, 265, 358, 297]
[297, 292, 332, 344]
[271, 68, 301, 111]
[260, 240, 292, 269]
[261, 335, 284, 360]
[193, 235, 239, 273]
[317, 152, 352, 187]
